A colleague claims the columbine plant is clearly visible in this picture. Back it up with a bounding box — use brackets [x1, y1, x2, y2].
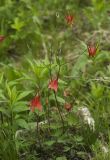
[47, 47, 65, 132]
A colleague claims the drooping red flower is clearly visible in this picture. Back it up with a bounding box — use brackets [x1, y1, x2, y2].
[65, 15, 74, 25]
[87, 45, 97, 57]
[0, 35, 5, 42]
[30, 96, 42, 112]
[64, 103, 72, 112]
[48, 78, 58, 92]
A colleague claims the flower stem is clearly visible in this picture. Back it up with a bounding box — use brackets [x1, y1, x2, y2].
[47, 91, 51, 131]
[0, 112, 3, 124]
[53, 91, 65, 133]
[36, 114, 41, 148]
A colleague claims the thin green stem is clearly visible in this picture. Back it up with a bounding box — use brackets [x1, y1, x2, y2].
[53, 91, 65, 133]
[36, 114, 41, 148]
[0, 112, 3, 124]
[47, 90, 51, 131]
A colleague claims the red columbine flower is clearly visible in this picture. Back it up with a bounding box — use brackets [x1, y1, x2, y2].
[0, 35, 5, 42]
[48, 78, 58, 92]
[64, 103, 72, 112]
[87, 45, 97, 57]
[65, 15, 74, 25]
[30, 95, 42, 112]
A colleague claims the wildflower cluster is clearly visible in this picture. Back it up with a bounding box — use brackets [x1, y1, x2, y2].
[29, 14, 98, 114]
[28, 13, 99, 138]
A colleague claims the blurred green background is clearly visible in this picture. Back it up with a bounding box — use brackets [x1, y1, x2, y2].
[0, 0, 110, 62]
[0, 1, 110, 160]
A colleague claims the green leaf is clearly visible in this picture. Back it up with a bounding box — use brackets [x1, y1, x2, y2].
[44, 140, 55, 147]
[64, 146, 71, 152]
[50, 95, 65, 104]
[28, 122, 36, 129]
[16, 119, 28, 129]
[0, 108, 9, 117]
[11, 86, 17, 103]
[6, 82, 11, 99]
[56, 156, 67, 160]
[17, 91, 32, 101]
[74, 136, 83, 143]
[11, 17, 25, 31]
[12, 102, 29, 113]
[50, 123, 62, 129]
[91, 82, 104, 98]
[67, 114, 77, 126]
[71, 53, 88, 77]
[59, 79, 67, 85]
[0, 73, 4, 84]
[57, 96, 65, 104]
[0, 90, 6, 100]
